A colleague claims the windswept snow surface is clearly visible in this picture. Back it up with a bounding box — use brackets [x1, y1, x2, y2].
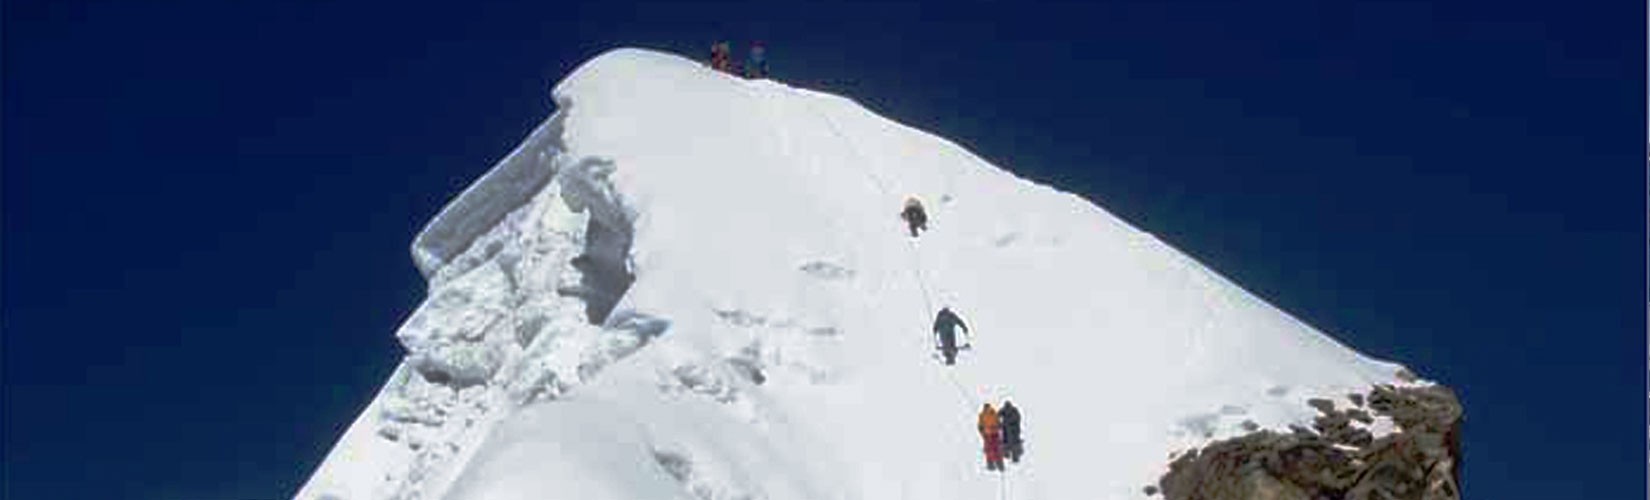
[298, 48, 1409, 500]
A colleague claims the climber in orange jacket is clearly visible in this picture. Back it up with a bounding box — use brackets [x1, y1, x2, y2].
[978, 403, 1005, 471]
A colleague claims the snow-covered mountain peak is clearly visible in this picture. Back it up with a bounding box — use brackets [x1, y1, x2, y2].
[300, 47, 1419, 500]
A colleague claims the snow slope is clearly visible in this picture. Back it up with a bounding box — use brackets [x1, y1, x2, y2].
[297, 48, 1410, 500]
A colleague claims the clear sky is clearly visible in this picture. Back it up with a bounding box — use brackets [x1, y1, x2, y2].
[4, 0, 1642, 498]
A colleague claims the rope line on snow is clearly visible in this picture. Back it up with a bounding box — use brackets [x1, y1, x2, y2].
[943, 370, 974, 406]
[908, 238, 975, 410]
[800, 96, 928, 329]
[808, 99, 896, 198]
[805, 93, 977, 396]
[908, 240, 937, 318]
[802, 93, 1012, 494]
[1000, 468, 1009, 500]
[801, 97, 941, 354]
[807, 95, 978, 412]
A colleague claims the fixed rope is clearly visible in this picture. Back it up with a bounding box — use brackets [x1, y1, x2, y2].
[908, 239, 937, 317]
[805, 91, 981, 411]
[802, 92, 1005, 486]
[1000, 468, 1010, 500]
[801, 96, 941, 354]
[807, 98, 895, 197]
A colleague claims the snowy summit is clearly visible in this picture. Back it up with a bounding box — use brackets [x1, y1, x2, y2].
[297, 48, 1423, 500]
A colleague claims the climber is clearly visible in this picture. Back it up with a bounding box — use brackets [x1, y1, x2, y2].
[709, 41, 732, 73]
[745, 41, 769, 78]
[978, 403, 1005, 471]
[900, 197, 928, 238]
[999, 400, 1024, 463]
[932, 306, 969, 366]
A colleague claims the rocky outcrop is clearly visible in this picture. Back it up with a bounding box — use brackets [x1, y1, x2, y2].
[1154, 383, 1462, 500]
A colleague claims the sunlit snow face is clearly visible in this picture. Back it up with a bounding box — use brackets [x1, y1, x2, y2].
[302, 48, 1412, 500]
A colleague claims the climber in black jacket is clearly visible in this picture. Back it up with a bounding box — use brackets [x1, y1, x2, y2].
[901, 197, 928, 238]
[999, 400, 1024, 463]
[933, 307, 969, 365]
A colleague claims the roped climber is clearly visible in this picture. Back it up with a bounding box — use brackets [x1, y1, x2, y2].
[978, 403, 1005, 471]
[901, 197, 928, 238]
[933, 306, 969, 366]
[999, 400, 1024, 463]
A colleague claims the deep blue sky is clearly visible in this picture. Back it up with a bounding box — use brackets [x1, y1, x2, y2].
[4, 0, 1642, 498]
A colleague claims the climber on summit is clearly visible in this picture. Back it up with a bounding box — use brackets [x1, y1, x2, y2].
[709, 41, 733, 73]
[745, 41, 768, 78]
[978, 403, 1005, 471]
[900, 197, 928, 237]
[999, 400, 1024, 463]
[932, 306, 969, 366]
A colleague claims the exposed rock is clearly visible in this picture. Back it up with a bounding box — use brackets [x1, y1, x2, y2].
[1158, 383, 1462, 500]
[1311, 406, 1374, 450]
[1395, 368, 1419, 382]
[1345, 408, 1374, 425]
[1306, 398, 1337, 414]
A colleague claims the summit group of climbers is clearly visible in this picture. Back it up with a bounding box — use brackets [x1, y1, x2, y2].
[708, 40, 768, 78]
[901, 197, 1030, 473]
